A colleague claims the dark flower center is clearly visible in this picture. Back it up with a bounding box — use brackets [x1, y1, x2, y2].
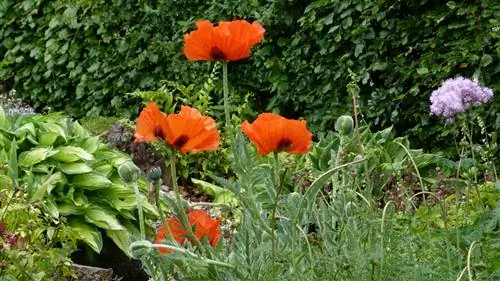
[153, 126, 166, 140]
[210, 47, 227, 60]
[173, 135, 189, 150]
[277, 138, 292, 151]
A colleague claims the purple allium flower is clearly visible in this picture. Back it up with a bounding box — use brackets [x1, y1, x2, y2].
[429, 77, 493, 121]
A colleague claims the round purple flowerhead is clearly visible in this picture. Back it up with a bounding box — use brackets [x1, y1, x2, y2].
[430, 77, 493, 121]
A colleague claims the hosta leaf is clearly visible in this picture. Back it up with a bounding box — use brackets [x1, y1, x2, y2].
[40, 122, 67, 141]
[38, 132, 59, 146]
[69, 220, 103, 253]
[8, 139, 18, 181]
[13, 122, 36, 137]
[30, 171, 65, 202]
[72, 172, 112, 189]
[18, 147, 57, 167]
[51, 146, 94, 162]
[60, 162, 93, 174]
[192, 178, 224, 196]
[0, 106, 6, 129]
[84, 207, 124, 230]
[58, 202, 86, 215]
[80, 136, 100, 153]
[93, 163, 114, 177]
[71, 121, 89, 138]
[106, 229, 131, 257]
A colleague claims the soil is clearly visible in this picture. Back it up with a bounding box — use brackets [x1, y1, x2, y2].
[71, 235, 149, 281]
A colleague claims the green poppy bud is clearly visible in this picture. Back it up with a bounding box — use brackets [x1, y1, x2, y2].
[335, 115, 354, 135]
[147, 166, 162, 181]
[118, 162, 140, 183]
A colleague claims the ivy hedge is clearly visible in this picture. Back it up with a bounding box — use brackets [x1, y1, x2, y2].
[1, 0, 498, 149]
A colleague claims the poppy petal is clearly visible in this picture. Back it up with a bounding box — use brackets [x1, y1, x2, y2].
[164, 106, 220, 153]
[135, 103, 169, 142]
[184, 19, 265, 62]
[241, 113, 312, 155]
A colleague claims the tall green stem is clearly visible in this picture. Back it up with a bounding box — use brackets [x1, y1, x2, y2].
[169, 149, 202, 248]
[155, 180, 166, 225]
[132, 181, 146, 240]
[222, 62, 230, 129]
[270, 152, 285, 279]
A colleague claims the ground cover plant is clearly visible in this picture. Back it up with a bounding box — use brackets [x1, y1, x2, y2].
[0, 3, 498, 281]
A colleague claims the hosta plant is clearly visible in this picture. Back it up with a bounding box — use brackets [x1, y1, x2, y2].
[0, 105, 158, 256]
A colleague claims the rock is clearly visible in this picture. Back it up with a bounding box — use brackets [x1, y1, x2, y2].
[71, 264, 117, 281]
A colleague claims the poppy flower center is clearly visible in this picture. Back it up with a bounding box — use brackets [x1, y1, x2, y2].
[173, 135, 189, 150]
[277, 138, 293, 151]
[209, 47, 227, 60]
[153, 126, 166, 140]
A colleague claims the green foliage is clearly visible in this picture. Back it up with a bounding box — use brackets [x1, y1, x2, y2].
[2, 0, 497, 150]
[80, 116, 118, 136]
[252, 0, 500, 149]
[0, 174, 75, 280]
[0, 105, 157, 257]
[133, 131, 496, 281]
[308, 125, 444, 202]
[130, 74, 256, 182]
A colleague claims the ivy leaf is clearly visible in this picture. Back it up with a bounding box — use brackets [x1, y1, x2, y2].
[416, 67, 429, 75]
[480, 54, 493, 67]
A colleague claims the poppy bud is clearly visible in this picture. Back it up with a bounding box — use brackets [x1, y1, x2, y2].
[147, 166, 162, 181]
[118, 162, 141, 183]
[335, 115, 354, 135]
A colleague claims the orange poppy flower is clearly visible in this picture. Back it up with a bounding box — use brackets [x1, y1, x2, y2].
[163, 105, 220, 154]
[134, 103, 169, 143]
[241, 113, 313, 156]
[155, 210, 222, 254]
[135, 104, 220, 154]
[184, 19, 265, 61]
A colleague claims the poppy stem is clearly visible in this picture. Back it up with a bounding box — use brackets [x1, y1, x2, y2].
[222, 62, 231, 129]
[168, 149, 203, 248]
[155, 180, 166, 227]
[270, 152, 285, 279]
[132, 181, 146, 240]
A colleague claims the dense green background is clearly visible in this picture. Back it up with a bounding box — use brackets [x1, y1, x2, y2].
[1, 0, 498, 150]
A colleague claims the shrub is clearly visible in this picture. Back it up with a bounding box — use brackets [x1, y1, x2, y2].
[0, 105, 157, 257]
[1, 0, 498, 150]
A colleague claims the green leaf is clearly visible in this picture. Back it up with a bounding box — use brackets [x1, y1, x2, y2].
[13, 122, 36, 137]
[18, 147, 57, 167]
[69, 220, 103, 253]
[416, 67, 429, 75]
[8, 139, 18, 181]
[40, 122, 67, 141]
[60, 162, 93, 174]
[93, 163, 114, 177]
[480, 54, 493, 67]
[71, 121, 89, 138]
[30, 172, 65, 202]
[84, 207, 124, 230]
[38, 132, 59, 146]
[58, 202, 86, 215]
[192, 178, 224, 196]
[51, 146, 94, 162]
[372, 62, 387, 71]
[43, 196, 60, 219]
[72, 172, 112, 189]
[0, 106, 6, 129]
[81, 136, 100, 153]
[106, 229, 132, 257]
